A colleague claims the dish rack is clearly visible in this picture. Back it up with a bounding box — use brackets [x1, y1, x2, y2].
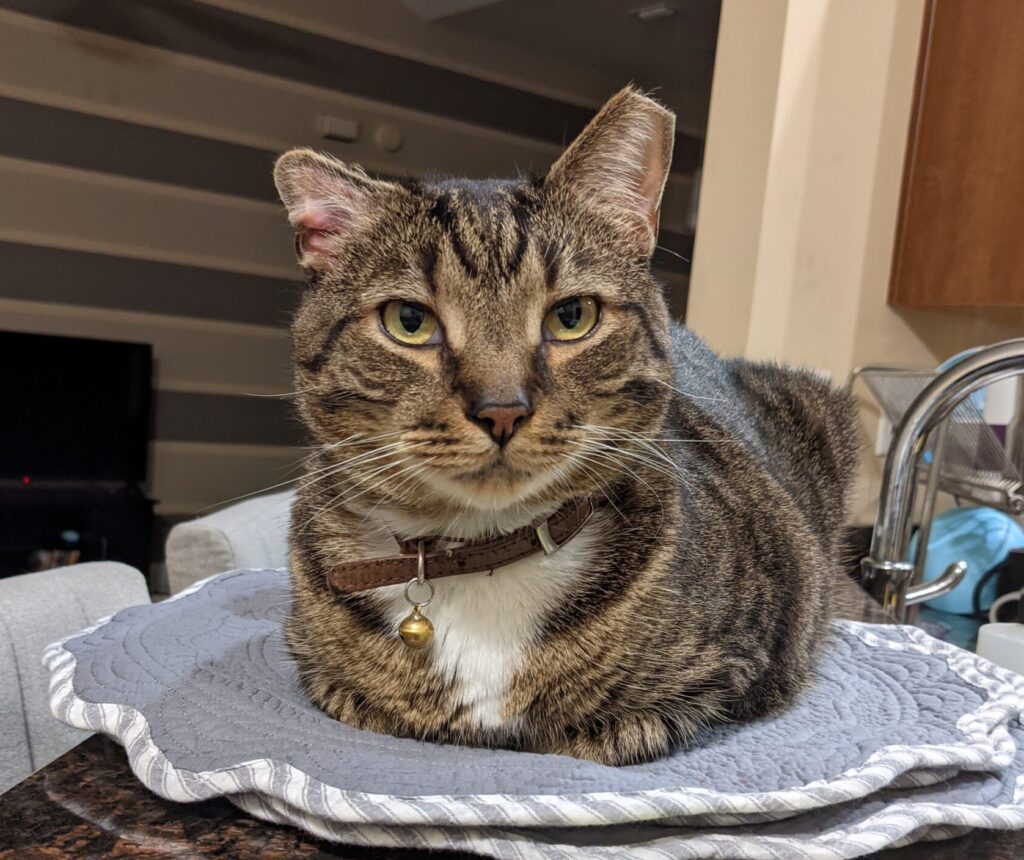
[853, 367, 1024, 517]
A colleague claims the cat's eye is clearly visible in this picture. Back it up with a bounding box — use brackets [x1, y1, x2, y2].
[381, 301, 442, 346]
[543, 297, 600, 342]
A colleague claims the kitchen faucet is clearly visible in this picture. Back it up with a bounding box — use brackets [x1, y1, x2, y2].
[860, 338, 1024, 622]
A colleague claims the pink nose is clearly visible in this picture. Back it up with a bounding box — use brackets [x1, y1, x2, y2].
[468, 398, 533, 446]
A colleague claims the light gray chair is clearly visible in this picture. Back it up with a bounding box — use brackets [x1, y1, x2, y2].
[0, 561, 150, 794]
[165, 490, 293, 594]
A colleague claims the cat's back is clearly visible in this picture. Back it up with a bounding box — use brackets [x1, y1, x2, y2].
[667, 324, 859, 542]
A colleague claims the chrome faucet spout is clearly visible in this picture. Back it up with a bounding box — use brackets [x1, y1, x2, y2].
[904, 560, 968, 607]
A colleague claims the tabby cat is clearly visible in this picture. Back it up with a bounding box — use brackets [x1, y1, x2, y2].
[273, 87, 859, 766]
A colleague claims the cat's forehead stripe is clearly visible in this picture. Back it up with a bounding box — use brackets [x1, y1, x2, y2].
[542, 241, 562, 288]
[429, 191, 479, 279]
[422, 180, 546, 287]
[504, 196, 532, 280]
[419, 243, 439, 295]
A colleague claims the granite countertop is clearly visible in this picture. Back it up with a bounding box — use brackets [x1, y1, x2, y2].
[0, 735, 467, 860]
[2, 735, 1023, 860]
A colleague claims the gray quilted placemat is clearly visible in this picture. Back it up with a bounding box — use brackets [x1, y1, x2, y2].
[45, 570, 1024, 858]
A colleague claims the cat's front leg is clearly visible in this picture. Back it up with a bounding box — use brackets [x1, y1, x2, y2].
[540, 713, 674, 767]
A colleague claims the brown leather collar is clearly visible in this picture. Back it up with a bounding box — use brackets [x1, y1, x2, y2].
[327, 496, 596, 594]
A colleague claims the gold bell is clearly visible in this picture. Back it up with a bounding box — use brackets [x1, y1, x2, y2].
[399, 541, 435, 649]
[399, 605, 434, 649]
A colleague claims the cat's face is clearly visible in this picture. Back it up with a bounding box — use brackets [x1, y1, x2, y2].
[276, 87, 676, 514]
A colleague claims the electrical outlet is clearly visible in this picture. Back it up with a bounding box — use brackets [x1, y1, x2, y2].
[318, 115, 360, 143]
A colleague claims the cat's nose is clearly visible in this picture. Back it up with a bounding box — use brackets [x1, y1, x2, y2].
[467, 396, 533, 446]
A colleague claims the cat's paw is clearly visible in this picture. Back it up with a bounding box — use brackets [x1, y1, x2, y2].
[544, 714, 673, 766]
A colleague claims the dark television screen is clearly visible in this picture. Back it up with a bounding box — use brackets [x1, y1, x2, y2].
[0, 331, 152, 482]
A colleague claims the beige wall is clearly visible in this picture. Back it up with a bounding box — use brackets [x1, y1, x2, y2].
[689, 0, 1024, 522]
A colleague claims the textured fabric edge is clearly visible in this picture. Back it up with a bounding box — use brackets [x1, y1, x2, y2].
[43, 571, 1024, 831]
[228, 783, 1024, 860]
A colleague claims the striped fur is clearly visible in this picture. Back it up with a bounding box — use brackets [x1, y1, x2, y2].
[274, 87, 859, 765]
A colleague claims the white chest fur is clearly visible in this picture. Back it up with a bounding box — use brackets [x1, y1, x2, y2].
[371, 515, 604, 729]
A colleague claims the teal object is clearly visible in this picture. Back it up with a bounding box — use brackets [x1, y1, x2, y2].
[923, 349, 988, 466]
[907, 507, 1024, 614]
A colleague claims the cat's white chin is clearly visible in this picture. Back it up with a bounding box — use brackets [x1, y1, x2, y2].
[418, 464, 566, 514]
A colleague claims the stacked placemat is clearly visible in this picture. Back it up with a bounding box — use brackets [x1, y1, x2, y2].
[45, 569, 1024, 858]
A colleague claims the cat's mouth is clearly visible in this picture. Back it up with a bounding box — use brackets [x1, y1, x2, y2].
[420, 454, 567, 511]
[454, 455, 531, 483]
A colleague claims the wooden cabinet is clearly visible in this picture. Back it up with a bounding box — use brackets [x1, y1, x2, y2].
[890, 0, 1024, 308]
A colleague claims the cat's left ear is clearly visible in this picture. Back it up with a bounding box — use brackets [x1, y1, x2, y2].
[544, 86, 675, 258]
[274, 148, 401, 272]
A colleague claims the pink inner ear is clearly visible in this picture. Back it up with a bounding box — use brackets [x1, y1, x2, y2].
[294, 206, 350, 255]
[635, 132, 669, 233]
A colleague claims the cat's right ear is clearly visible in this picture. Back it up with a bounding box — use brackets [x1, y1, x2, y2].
[274, 149, 395, 271]
[543, 86, 675, 258]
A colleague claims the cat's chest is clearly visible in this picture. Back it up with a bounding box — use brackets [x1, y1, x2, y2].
[370, 516, 603, 729]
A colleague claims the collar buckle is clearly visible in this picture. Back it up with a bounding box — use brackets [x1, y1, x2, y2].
[535, 520, 559, 555]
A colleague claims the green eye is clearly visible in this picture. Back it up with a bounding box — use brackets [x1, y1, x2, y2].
[543, 297, 600, 341]
[381, 301, 441, 346]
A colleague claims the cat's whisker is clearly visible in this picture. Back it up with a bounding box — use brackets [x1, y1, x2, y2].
[336, 455, 417, 495]
[581, 450, 675, 491]
[587, 431, 678, 466]
[587, 441, 680, 480]
[300, 444, 431, 516]
[652, 378, 727, 402]
[363, 463, 433, 519]
[325, 441, 426, 472]
[563, 451, 629, 523]
[305, 430, 406, 456]
[654, 243, 691, 264]
[572, 424, 702, 494]
[240, 387, 316, 399]
[580, 430, 735, 444]
[304, 429, 406, 453]
[287, 431, 409, 477]
[199, 452, 335, 512]
[582, 441, 665, 479]
[575, 446, 667, 534]
[297, 442, 425, 493]
[302, 457, 419, 527]
[300, 432, 364, 455]
[359, 484, 422, 527]
[332, 460, 431, 514]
